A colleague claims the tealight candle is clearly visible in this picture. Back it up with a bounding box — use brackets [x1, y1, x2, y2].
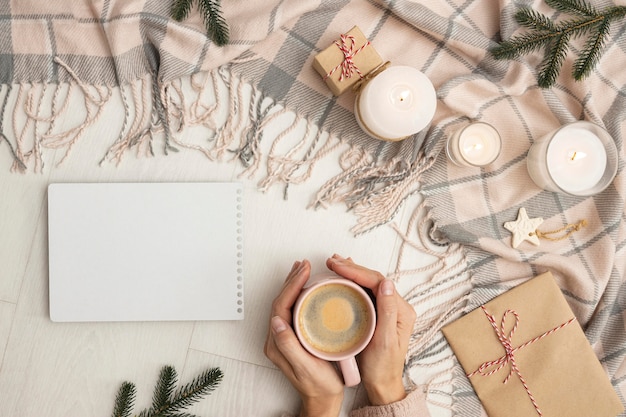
[446, 122, 502, 167]
[526, 121, 618, 196]
[354, 66, 437, 141]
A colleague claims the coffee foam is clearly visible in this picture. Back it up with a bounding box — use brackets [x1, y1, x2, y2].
[298, 283, 371, 354]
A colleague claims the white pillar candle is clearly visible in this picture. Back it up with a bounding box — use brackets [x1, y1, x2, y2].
[354, 66, 436, 142]
[446, 122, 502, 167]
[527, 121, 618, 196]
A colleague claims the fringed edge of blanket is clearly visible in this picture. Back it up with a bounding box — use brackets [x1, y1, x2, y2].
[1, 61, 437, 236]
[381, 196, 475, 413]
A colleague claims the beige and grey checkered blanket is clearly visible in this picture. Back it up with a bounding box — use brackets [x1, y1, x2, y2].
[2, 0, 625, 415]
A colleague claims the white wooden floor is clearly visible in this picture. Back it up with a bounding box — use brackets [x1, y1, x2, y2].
[0, 82, 448, 417]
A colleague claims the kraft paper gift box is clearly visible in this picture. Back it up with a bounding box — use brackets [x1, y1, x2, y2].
[312, 26, 383, 96]
[442, 272, 623, 417]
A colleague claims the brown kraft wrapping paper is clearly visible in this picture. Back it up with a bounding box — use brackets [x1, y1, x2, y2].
[442, 272, 623, 417]
[312, 25, 383, 96]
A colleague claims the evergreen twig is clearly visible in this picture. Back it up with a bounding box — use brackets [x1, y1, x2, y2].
[171, 0, 194, 22]
[491, 0, 626, 88]
[112, 382, 136, 417]
[151, 366, 178, 411]
[110, 365, 223, 417]
[168, 367, 224, 412]
[171, 0, 230, 46]
[197, 0, 230, 48]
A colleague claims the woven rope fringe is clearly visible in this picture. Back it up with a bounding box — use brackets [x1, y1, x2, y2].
[1, 61, 436, 238]
[0, 59, 114, 173]
[388, 200, 473, 413]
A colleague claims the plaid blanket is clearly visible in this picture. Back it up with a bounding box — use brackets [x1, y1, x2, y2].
[2, 0, 625, 415]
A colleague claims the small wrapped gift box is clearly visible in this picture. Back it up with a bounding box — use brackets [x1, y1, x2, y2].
[442, 272, 623, 417]
[312, 26, 383, 96]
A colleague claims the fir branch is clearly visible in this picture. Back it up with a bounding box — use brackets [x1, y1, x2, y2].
[171, 0, 193, 21]
[515, 8, 557, 31]
[170, 0, 230, 46]
[573, 16, 611, 79]
[110, 365, 223, 417]
[490, 0, 626, 88]
[111, 382, 136, 417]
[168, 367, 224, 412]
[545, 0, 597, 17]
[151, 365, 178, 411]
[537, 32, 571, 88]
[197, 0, 230, 47]
[491, 31, 552, 60]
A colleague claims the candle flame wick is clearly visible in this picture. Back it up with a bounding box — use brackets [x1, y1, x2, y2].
[569, 150, 587, 161]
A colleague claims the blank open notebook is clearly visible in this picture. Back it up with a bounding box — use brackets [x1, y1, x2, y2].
[47, 182, 244, 322]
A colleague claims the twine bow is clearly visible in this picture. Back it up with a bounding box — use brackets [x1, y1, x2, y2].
[466, 306, 577, 416]
[324, 33, 370, 82]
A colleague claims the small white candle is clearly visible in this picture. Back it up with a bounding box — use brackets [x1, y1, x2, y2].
[354, 66, 436, 141]
[527, 121, 617, 196]
[446, 122, 501, 167]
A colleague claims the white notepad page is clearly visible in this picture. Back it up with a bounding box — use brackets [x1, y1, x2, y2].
[48, 182, 244, 322]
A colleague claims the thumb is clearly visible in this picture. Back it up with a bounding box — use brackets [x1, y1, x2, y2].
[374, 279, 399, 340]
[271, 316, 311, 366]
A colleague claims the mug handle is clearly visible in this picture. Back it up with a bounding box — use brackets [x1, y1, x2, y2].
[339, 356, 361, 387]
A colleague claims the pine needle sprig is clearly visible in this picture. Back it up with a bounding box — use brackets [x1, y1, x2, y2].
[573, 15, 612, 79]
[168, 367, 224, 412]
[546, 0, 597, 17]
[515, 8, 558, 32]
[151, 365, 178, 412]
[110, 365, 223, 417]
[538, 31, 571, 87]
[112, 382, 136, 417]
[171, 0, 194, 22]
[197, 0, 230, 48]
[491, 0, 626, 88]
[171, 0, 230, 46]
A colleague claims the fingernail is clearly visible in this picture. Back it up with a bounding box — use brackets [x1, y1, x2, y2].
[271, 316, 288, 334]
[381, 279, 395, 296]
[331, 254, 345, 263]
[296, 260, 308, 272]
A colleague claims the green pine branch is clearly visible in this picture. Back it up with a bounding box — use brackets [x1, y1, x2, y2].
[168, 367, 224, 412]
[171, 0, 230, 46]
[546, 0, 597, 17]
[112, 382, 136, 417]
[151, 366, 178, 412]
[110, 365, 223, 417]
[491, 0, 626, 88]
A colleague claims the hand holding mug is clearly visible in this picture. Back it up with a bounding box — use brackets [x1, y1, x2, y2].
[327, 254, 417, 406]
[264, 260, 344, 417]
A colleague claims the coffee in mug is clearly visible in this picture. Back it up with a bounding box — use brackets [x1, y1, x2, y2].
[297, 283, 372, 353]
[293, 273, 376, 387]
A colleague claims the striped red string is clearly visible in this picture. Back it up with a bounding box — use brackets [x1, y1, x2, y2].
[324, 33, 371, 82]
[466, 305, 577, 416]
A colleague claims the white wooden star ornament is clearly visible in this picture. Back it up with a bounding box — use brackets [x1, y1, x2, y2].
[504, 207, 544, 248]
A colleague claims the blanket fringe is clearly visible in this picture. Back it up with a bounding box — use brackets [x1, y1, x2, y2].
[1, 63, 437, 238]
[389, 200, 472, 412]
[1, 59, 113, 173]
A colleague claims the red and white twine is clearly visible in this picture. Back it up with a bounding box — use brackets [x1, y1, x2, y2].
[466, 305, 577, 416]
[324, 33, 370, 82]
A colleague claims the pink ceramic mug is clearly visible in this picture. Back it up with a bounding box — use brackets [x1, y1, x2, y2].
[293, 272, 376, 387]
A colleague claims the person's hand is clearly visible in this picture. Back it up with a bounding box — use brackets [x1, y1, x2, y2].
[264, 260, 344, 417]
[326, 254, 417, 406]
